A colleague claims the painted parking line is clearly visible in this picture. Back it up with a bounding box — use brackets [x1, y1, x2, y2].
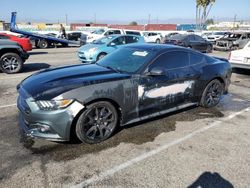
[0, 103, 16, 109]
[73, 106, 250, 188]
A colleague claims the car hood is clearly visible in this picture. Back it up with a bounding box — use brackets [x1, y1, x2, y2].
[18, 64, 130, 100]
[78, 43, 102, 52]
[0, 39, 18, 45]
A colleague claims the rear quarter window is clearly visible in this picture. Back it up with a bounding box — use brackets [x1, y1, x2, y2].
[189, 52, 207, 65]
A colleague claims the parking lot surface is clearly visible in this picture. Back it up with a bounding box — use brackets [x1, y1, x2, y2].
[0, 47, 250, 187]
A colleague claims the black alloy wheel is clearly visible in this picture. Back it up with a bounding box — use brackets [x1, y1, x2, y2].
[200, 79, 224, 108]
[76, 101, 118, 144]
[0, 53, 23, 74]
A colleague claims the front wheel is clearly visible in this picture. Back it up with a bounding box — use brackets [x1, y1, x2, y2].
[200, 79, 224, 108]
[76, 101, 118, 144]
[155, 39, 160, 43]
[0, 53, 23, 74]
[96, 53, 106, 61]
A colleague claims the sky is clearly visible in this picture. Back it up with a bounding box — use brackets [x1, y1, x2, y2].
[0, 0, 250, 24]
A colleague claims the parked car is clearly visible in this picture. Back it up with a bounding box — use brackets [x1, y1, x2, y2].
[228, 41, 250, 69]
[214, 32, 250, 51]
[17, 44, 231, 144]
[86, 29, 142, 43]
[0, 33, 32, 51]
[161, 32, 179, 43]
[164, 34, 213, 53]
[202, 32, 229, 44]
[143, 32, 162, 43]
[78, 34, 144, 63]
[80, 33, 87, 46]
[67, 32, 82, 41]
[0, 39, 29, 74]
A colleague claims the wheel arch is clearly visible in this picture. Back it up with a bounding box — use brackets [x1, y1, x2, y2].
[70, 98, 122, 140]
[0, 48, 20, 57]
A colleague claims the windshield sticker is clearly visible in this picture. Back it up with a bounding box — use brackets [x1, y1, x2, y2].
[132, 51, 148, 57]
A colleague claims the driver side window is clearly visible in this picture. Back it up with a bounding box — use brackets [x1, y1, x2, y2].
[111, 36, 125, 45]
[150, 51, 189, 70]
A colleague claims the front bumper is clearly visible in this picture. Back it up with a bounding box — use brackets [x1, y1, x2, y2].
[78, 51, 96, 63]
[17, 94, 85, 141]
[20, 51, 29, 62]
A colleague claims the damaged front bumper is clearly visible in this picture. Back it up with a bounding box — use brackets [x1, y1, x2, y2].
[17, 95, 85, 142]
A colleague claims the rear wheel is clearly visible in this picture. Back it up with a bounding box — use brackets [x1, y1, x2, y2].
[206, 45, 213, 53]
[0, 53, 23, 74]
[200, 79, 224, 108]
[155, 39, 160, 43]
[37, 39, 48, 49]
[76, 101, 118, 144]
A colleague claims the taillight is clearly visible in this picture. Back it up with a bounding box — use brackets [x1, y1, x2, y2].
[228, 52, 231, 60]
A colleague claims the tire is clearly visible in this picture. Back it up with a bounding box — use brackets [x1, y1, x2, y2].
[96, 53, 106, 61]
[156, 39, 160, 44]
[0, 53, 23, 74]
[38, 39, 48, 49]
[76, 101, 118, 144]
[206, 45, 213, 53]
[200, 79, 224, 108]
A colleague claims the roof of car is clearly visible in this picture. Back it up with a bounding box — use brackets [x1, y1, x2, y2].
[124, 43, 184, 52]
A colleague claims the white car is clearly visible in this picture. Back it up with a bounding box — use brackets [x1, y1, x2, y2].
[229, 41, 250, 69]
[87, 29, 142, 43]
[142, 32, 162, 43]
[203, 32, 228, 44]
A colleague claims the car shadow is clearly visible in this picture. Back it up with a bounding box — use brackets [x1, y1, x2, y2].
[22, 63, 50, 73]
[26, 106, 224, 162]
[232, 68, 250, 75]
[28, 52, 48, 55]
[188, 171, 234, 188]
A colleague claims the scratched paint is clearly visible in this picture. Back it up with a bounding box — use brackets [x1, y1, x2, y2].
[143, 81, 194, 98]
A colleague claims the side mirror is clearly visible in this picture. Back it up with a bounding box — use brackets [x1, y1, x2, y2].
[109, 42, 116, 47]
[146, 67, 165, 76]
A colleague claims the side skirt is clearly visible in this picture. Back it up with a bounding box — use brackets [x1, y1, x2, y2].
[123, 102, 198, 126]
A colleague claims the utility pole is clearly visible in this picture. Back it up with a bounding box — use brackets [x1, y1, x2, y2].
[94, 13, 96, 24]
[233, 14, 237, 32]
[148, 14, 151, 25]
[65, 14, 68, 26]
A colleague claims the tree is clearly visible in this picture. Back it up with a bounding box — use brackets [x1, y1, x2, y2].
[196, 0, 216, 30]
[129, 21, 138, 26]
[205, 18, 214, 25]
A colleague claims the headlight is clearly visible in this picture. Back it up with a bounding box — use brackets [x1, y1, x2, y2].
[89, 47, 97, 53]
[36, 99, 73, 110]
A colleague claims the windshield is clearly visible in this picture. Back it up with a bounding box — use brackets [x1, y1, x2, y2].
[92, 36, 116, 44]
[92, 29, 105, 35]
[169, 34, 185, 40]
[97, 47, 157, 74]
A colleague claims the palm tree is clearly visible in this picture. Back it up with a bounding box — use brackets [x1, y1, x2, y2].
[196, 0, 216, 30]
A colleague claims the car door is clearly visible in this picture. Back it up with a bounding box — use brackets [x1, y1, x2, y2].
[188, 35, 203, 51]
[138, 50, 195, 117]
[194, 35, 208, 52]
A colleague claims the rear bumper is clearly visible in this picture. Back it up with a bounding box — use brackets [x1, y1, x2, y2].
[230, 62, 250, 69]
